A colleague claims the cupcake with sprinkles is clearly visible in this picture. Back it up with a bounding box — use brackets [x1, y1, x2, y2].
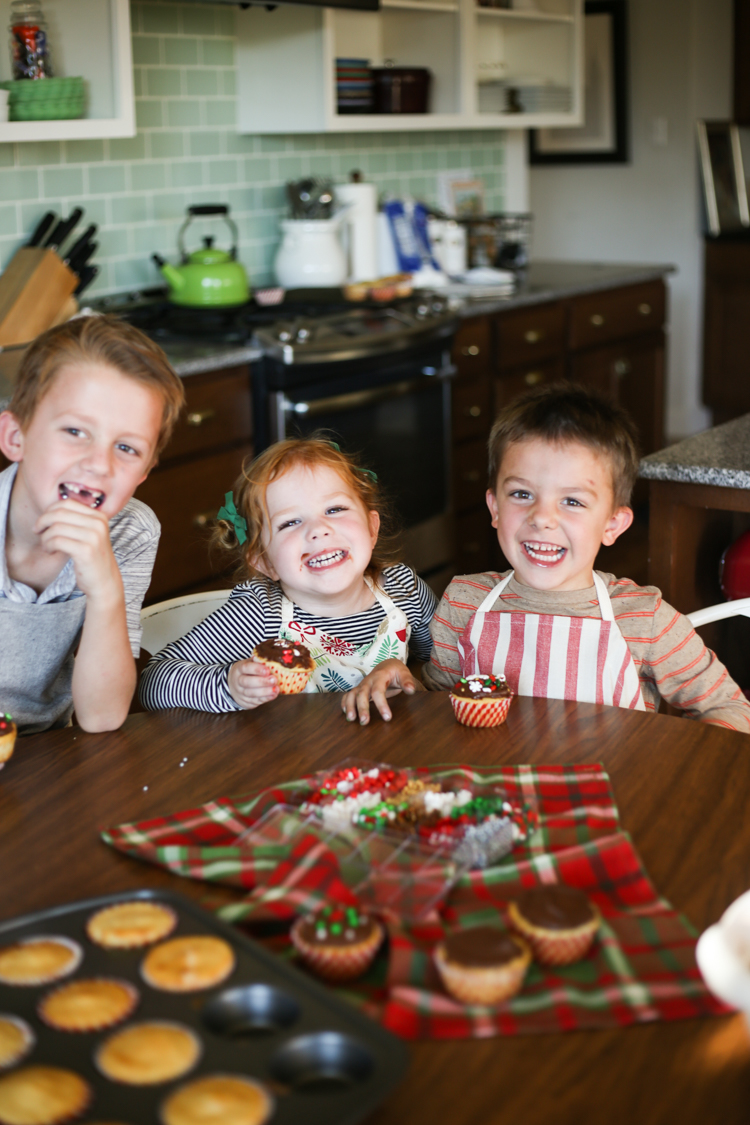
[252, 638, 314, 694]
[0, 714, 16, 769]
[290, 905, 384, 981]
[449, 674, 513, 728]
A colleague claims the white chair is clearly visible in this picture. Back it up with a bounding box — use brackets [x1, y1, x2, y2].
[140, 590, 233, 656]
[686, 597, 750, 629]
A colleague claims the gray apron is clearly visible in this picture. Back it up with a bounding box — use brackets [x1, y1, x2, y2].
[0, 597, 87, 733]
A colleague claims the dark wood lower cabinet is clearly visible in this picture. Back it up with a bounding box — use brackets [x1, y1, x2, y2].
[702, 238, 750, 422]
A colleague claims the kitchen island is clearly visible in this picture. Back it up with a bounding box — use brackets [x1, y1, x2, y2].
[1, 693, 747, 1125]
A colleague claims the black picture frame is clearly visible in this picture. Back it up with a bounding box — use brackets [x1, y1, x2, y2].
[529, 0, 629, 166]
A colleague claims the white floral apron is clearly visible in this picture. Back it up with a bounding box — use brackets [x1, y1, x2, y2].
[457, 571, 646, 711]
[279, 578, 411, 693]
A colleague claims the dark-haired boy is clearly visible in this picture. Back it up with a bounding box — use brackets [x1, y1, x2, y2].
[422, 383, 750, 731]
[0, 315, 184, 734]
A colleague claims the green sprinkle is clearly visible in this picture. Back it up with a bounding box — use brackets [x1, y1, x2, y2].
[330, 923, 343, 935]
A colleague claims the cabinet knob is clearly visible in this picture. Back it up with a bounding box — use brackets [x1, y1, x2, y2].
[192, 511, 216, 529]
[186, 408, 217, 427]
[638, 302, 652, 316]
[590, 314, 605, 327]
[464, 405, 482, 418]
[613, 358, 631, 377]
[524, 329, 543, 344]
[524, 370, 543, 386]
[461, 344, 480, 356]
[462, 469, 481, 482]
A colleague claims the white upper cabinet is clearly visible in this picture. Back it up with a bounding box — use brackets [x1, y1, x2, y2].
[238, 0, 582, 134]
[0, 0, 134, 143]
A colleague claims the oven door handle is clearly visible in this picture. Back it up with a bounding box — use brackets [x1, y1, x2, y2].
[283, 365, 456, 418]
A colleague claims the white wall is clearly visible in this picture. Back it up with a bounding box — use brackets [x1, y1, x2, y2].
[528, 0, 733, 440]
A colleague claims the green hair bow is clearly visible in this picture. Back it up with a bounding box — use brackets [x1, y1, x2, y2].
[217, 490, 248, 545]
[327, 440, 378, 483]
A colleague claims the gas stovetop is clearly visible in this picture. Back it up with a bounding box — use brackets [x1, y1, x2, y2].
[104, 288, 458, 364]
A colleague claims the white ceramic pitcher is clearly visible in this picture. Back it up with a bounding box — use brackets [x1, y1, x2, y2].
[274, 218, 348, 288]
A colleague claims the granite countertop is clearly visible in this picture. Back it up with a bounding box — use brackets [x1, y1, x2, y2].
[640, 414, 750, 489]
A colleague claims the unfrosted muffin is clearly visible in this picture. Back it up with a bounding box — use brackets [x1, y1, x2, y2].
[0, 938, 82, 987]
[160, 1075, 274, 1125]
[0, 1065, 90, 1125]
[290, 905, 384, 982]
[86, 901, 177, 949]
[0, 1018, 33, 1070]
[0, 715, 16, 769]
[449, 675, 513, 728]
[433, 925, 531, 1005]
[507, 884, 601, 966]
[38, 979, 138, 1033]
[252, 638, 314, 694]
[95, 1022, 200, 1086]
[141, 936, 235, 993]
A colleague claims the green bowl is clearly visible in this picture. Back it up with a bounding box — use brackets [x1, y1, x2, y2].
[10, 97, 85, 121]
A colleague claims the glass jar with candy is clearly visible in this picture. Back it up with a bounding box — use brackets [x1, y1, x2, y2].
[9, 0, 52, 80]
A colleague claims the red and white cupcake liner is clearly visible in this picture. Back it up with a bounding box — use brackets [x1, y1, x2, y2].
[507, 904, 601, 966]
[433, 939, 531, 1005]
[254, 660, 312, 695]
[450, 694, 513, 728]
[290, 917, 384, 982]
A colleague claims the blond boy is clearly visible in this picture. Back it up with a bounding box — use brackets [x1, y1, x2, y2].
[0, 315, 184, 734]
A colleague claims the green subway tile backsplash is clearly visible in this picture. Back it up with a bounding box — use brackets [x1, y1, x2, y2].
[0, 0, 507, 294]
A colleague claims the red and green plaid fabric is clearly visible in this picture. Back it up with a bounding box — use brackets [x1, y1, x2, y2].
[102, 763, 728, 1039]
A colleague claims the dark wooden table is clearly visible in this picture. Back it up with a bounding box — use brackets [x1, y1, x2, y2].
[3, 695, 750, 1125]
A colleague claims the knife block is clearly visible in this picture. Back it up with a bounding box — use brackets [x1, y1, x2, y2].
[0, 247, 78, 346]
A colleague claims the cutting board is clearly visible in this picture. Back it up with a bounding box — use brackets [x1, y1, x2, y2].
[0, 246, 78, 346]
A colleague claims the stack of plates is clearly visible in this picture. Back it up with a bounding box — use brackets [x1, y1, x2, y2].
[0, 76, 85, 121]
[514, 84, 571, 113]
[335, 58, 373, 115]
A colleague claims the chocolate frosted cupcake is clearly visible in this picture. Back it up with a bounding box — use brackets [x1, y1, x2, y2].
[290, 905, 384, 982]
[252, 639, 314, 695]
[38, 979, 138, 1033]
[86, 901, 177, 949]
[0, 1065, 90, 1124]
[449, 675, 513, 728]
[160, 1075, 274, 1125]
[507, 884, 601, 966]
[141, 936, 235, 993]
[0, 715, 16, 769]
[0, 938, 82, 987]
[96, 1022, 201, 1086]
[0, 1018, 34, 1070]
[433, 925, 531, 1005]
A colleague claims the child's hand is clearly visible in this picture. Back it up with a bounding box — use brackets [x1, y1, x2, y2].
[35, 500, 122, 605]
[228, 659, 279, 709]
[341, 658, 422, 725]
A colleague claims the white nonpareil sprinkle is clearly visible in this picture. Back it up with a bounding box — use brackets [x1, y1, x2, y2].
[316, 928, 327, 941]
[320, 790, 381, 831]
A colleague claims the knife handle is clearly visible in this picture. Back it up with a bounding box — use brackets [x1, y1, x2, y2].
[27, 211, 56, 247]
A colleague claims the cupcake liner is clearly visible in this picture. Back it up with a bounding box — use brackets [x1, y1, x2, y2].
[140, 936, 235, 993]
[450, 694, 512, 728]
[253, 659, 312, 695]
[0, 727, 16, 767]
[507, 901, 601, 966]
[38, 978, 139, 1033]
[0, 1065, 92, 1124]
[0, 936, 83, 987]
[290, 917, 384, 981]
[160, 1074, 274, 1125]
[95, 1021, 201, 1086]
[433, 939, 531, 1005]
[86, 902, 177, 949]
[0, 1015, 34, 1070]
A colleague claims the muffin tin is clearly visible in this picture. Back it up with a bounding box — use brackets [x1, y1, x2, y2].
[0, 888, 408, 1124]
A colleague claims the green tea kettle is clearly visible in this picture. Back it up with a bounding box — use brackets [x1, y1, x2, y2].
[152, 204, 250, 307]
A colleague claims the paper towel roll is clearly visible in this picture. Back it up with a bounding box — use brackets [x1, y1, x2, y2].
[335, 181, 378, 282]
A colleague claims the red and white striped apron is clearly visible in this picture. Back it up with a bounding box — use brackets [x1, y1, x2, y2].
[457, 571, 646, 711]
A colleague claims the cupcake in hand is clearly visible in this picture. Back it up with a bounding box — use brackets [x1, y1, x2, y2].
[252, 639, 314, 694]
[507, 884, 601, 966]
[450, 675, 513, 728]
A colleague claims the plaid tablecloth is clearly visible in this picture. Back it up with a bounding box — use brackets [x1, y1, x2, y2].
[102, 764, 728, 1039]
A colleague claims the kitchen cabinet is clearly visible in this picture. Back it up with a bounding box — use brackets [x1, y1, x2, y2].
[701, 238, 750, 424]
[0, 0, 134, 143]
[135, 364, 252, 604]
[237, 0, 583, 134]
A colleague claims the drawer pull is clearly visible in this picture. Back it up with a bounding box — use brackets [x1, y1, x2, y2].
[186, 408, 217, 427]
[461, 344, 480, 356]
[462, 469, 481, 482]
[590, 314, 605, 327]
[464, 405, 482, 418]
[192, 511, 216, 529]
[638, 302, 652, 316]
[524, 371, 543, 386]
[524, 329, 543, 344]
[613, 358, 631, 377]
